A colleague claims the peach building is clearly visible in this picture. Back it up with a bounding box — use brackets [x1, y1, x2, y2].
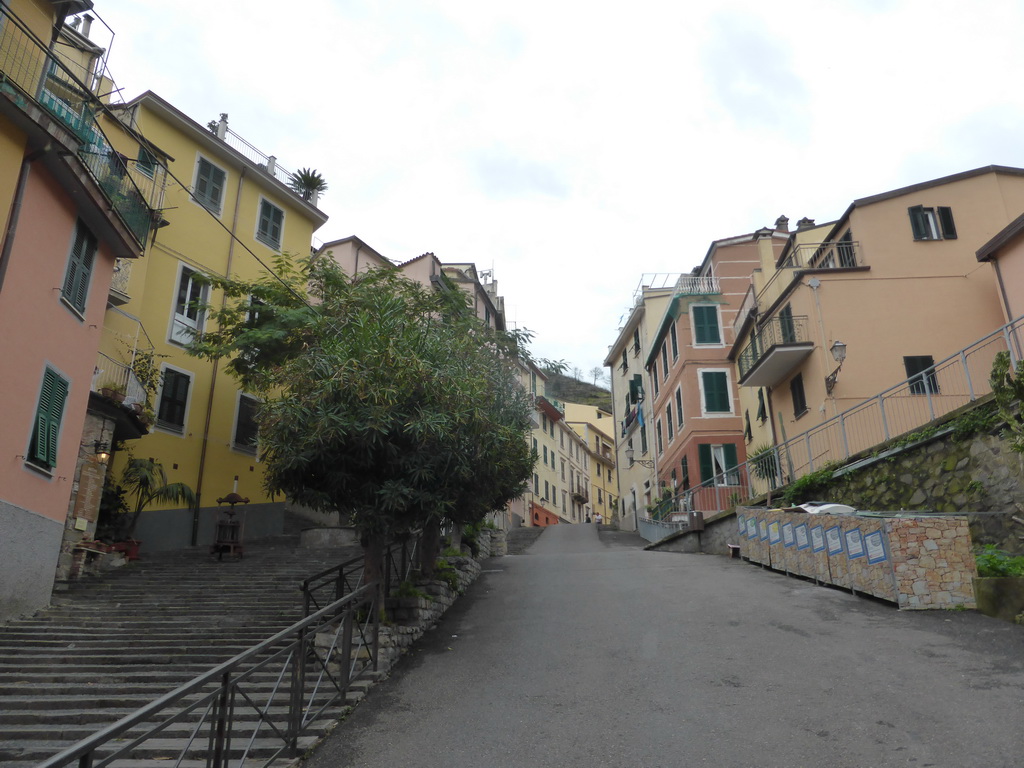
[732, 166, 1024, 481]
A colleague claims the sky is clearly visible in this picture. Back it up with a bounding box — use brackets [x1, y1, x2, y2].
[87, 0, 1024, 379]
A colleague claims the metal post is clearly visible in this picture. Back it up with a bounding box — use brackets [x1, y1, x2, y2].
[961, 351, 975, 400]
[1005, 326, 1020, 367]
[340, 608, 354, 696]
[879, 395, 889, 441]
[211, 672, 231, 768]
[805, 433, 814, 472]
[371, 592, 381, 672]
[288, 627, 307, 754]
[925, 382, 936, 421]
[839, 414, 850, 459]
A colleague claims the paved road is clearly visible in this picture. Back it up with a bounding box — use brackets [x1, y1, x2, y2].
[304, 524, 1024, 768]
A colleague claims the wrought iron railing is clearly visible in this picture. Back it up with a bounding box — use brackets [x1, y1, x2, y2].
[37, 584, 380, 768]
[782, 239, 863, 270]
[633, 315, 1024, 541]
[0, 4, 156, 246]
[736, 314, 811, 381]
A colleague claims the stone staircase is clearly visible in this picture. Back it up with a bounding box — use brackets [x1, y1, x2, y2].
[0, 534, 366, 767]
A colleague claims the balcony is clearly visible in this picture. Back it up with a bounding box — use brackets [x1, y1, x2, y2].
[675, 274, 720, 296]
[737, 314, 813, 387]
[0, 5, 157, 247]
[780, 238, 863, 271]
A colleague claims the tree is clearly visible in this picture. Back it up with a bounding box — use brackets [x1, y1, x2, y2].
[590, 366, 603, 385]
[287, 167, 328, 202]
[190, 254, 534, 591]
[97, 457, 196, 541]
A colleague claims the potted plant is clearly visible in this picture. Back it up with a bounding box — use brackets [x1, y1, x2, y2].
[98, 382, 127, 403]
[96, 457, 196, 559]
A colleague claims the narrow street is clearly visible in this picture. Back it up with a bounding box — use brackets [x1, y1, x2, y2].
[304, 524, 1024, 768]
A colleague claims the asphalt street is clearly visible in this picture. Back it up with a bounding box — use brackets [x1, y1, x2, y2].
[303, 524, 1024, 768]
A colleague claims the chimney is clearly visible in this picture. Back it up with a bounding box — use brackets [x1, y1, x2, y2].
[80, 14, 93, 38]
[216, 113, 228, 140]
[774, 215, 789, 233]
[796, 217, 816, 231]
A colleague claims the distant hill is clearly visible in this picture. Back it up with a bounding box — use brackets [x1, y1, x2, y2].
[544, 372, 613, 413]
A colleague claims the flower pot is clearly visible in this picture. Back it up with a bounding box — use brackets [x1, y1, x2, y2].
[99, 387, 126, 403]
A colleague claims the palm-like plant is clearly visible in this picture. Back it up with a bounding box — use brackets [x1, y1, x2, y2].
[287, 167, 328, 202]
[120, 458, 197, 540]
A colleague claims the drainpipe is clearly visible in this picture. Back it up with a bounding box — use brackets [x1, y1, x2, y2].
[0, 147, 47, 292]
[191, 167, 246, 545]
[806, 277, 836, 414]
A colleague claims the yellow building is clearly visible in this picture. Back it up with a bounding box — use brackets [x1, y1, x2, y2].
[564, 403, 618, 525]
[97, 93, 328, 551]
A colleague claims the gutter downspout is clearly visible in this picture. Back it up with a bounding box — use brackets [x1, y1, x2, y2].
[191, 167, 246, 546]
[806, 277, 836, 415]
[0, 147, 47, 292]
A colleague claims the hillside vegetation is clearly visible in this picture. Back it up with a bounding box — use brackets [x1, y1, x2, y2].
[544, 372, 612, 413]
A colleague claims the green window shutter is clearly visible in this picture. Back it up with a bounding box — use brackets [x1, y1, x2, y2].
[31, 369, 69, 468]
[703, 371, 729, 412]
[693, 306, 720, 344]
[756, 389, 767, 422]
[258, 200, 283, 248]
[722, 443, 738, 469]
[670, 323, 678, 358]
[62, 222, 97, 314]
[779, 304, 796, 343]
[937, 207, 957, 239]
[698, 444, 713, 483]
[137, 147, 156, 177]
[195, 159, 225, 211]
[908, 206, 929, 240]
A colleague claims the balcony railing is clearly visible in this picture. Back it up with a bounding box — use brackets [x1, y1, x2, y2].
[0, 5, 156, 246]
[781, 239, 863, 271]
[675, 274, 720, 295]
[737, 314, 812, 385]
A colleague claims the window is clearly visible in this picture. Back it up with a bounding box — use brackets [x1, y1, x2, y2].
[693, 305, 721, 345]
[790, 373, 807, 417]
[700, 370, 731, 414]
[640, 422, 648, 454]
[562, 490, 568, 509]
[909, 205, 956, 241]
[533, 473, 539, 494]
[560, 431, 564, 448]
[656, 420, 663, 455]
[28, 368, 69, 470]
[541, 414, 547, 431]
[836, 229, 856, 267]
[666, 404, 674, 441]
[256, 199, 284, 249]
[698, 443, 739, 486]
[680, 456, 690, 491]
[552, 487, 557, 507]
[233, 394, 259, 454]
[905, 355, 939, 395]
[756, 389, 767, 422]
[597, 488, 603, 504]
[543, 445, 548, 465]
[170, 264, 207, 344]
[661, 343, 669, 379]
[137, 146, 157, 178]
[675, 388, 684, 426]
[632, 328, 641, 355]
[193, 156, 226, 213]
[651, 361, 659, 395]
[544, 480, 549, 500]
[744, 410, 752, 442]
[670, 322, 679, 360]
[157, 366, 192, 433]
[61, 220, 98, 315]
[621, 348, 628, 372]
[561, 459, 566, 480]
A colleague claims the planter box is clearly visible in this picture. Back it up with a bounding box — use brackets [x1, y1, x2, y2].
[974, 577, 1024, 623]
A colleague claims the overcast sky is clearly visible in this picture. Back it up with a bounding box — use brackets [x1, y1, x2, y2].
[90, 0, 1024, 378]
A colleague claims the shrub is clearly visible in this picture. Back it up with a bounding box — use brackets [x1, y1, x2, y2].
[975, 545, 1024, 577]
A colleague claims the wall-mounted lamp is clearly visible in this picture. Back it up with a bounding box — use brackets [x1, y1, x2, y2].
[624, 447, 655, 469]
[824, 340, 847, 395]
[94, 440, 111, 464]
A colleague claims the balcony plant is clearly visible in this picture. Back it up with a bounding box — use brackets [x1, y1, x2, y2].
[287, 167, 328, 202]
[98, 382, 127, 403]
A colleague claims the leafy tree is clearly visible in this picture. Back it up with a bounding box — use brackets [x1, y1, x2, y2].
[990, 350, 1024, 453]
[190, 254, 534, 590]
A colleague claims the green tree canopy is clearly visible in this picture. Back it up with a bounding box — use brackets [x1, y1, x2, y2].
[190, 254, 534, 582]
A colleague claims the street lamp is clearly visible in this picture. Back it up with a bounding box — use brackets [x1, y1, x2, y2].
[624, 447, 655, 469]
[824, 340, 847, 395]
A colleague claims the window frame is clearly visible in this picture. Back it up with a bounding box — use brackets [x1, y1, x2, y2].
[698, 369, 733, 416]
[670, 321, 679, 360]
[692, 304, 723, 346]
[666, 403, 674, 441]
[232, 392, 260, 455]
[790, 373, 808, 417]
[192, 154, 227, 214]
[674, 387, 684, 427]
[169, 263, 209, 346]
[60, 220, 98, 317]
[909, 205, 957, 241]
[255, 197, 285, 250]
[156, 364, 194, 435]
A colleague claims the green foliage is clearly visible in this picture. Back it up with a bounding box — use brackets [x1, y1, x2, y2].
[950, 401, 1000, 441]
[975, 545, 1024, 577]
[748, 443, 779, 486]
[391, 580, 428, 600]
[441, 547, 463, 558]
[98, 457, 196, 541]
[781, 462, 841, 506]
[434, 559, 459, 591]
[990, 351, 1024, 453]
[287, 167, 328, 201]
[189, 253, 535, 549]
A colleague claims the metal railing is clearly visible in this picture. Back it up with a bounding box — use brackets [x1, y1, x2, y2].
[636, 315, 1024, 541]
[38, 584, 380, 768]
[301, 534, 421, 618]
[0, 4, 157, 246]
[736, 314, 811, 381]
[675, 274, 720, 295]
[781, 239, 863, 270]
[224, 126, 293, 185]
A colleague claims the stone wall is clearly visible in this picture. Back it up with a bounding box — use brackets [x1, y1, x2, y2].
[796, 429, 1024, 552]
